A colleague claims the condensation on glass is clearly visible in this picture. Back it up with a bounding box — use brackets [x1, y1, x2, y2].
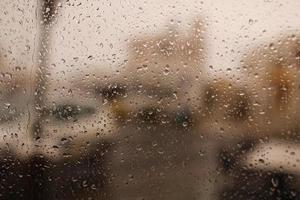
[0, 0, 300, 199]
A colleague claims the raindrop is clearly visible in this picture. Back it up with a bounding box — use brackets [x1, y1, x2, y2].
[163, 65, 170, 75]
[248, 19, 254, 25]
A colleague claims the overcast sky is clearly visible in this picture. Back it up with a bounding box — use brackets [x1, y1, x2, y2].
[1, 0, 300, 79]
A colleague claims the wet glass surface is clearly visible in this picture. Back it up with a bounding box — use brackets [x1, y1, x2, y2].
[0, 0, 300, 199]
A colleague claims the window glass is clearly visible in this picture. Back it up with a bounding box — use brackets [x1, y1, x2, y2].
[0, 0, 300, 199]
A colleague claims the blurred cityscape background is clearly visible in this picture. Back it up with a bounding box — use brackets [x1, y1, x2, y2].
[0, 0, 300, 199]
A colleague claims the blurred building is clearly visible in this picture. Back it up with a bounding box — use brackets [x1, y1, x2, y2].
[241, 33, 300, 137]
[115, 17, 205, 127]
[214, 33, 300, 200]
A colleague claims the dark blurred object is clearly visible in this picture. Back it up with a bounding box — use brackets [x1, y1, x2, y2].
[203, 81, 251, 122]
[96, 83, 126, 102]
[0, 141, 113, 200]
[219, 139, 300, 200]
[221, 170, 300, 200]
[48, 140, 113, 200]
[41, 0, 61, 25]
[0, 156, 53, 200]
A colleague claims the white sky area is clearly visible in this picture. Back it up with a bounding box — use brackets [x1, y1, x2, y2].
[0, 0, 300, 80]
